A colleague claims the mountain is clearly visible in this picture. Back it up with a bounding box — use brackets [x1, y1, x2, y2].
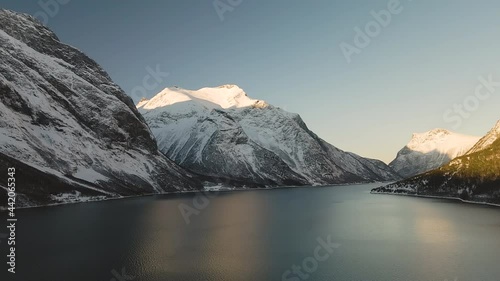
[467, 121, 500, 154]
[389, 129, 480, 178]
[138, 85, 401, 187]
[0, 9, 201, 207]
[372, 120, 500, 204]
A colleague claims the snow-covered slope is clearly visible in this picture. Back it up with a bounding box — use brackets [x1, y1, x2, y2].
[467, 120, 500, 154]
[0, 9, 201, 207]
[389, 129, 480, 178]
[138, 86, 401, 186]
[373, 120, 500, 204]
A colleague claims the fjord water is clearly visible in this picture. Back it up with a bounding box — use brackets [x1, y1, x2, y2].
[10, 183, 500, 281]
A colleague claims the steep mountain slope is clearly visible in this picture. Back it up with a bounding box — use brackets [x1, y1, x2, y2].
[467, 121, 500, 154]
[138, 85, 401, 186]
[373, 121, 500, 204]
[0, 9, 201, 207]
[389, 129, 480, 178]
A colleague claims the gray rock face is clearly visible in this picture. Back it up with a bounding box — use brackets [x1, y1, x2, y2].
[138, 86, 401, 187]
[0, 9, 201, 207]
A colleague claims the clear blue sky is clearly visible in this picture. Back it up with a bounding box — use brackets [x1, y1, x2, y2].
[2, 0, 500, 163]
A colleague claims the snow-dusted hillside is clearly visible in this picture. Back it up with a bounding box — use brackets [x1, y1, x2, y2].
[389, 129, 480, 178]
[0, 9, 201, 207]
[373, 120, 500, 204]
[138, 85, 401, 186]
[467, 120, 500, 154]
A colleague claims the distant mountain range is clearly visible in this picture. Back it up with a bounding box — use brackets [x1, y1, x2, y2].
[1, 8, 497, 208]
[373, 121, 500, 204]
[389, 129, 480, 178]
[138, 85, 401, 187]
[0, 9, 401, 208]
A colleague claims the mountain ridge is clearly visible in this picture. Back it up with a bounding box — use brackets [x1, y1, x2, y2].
[138, 85, 401, 187]
[373, 120, 500, 204]
[467, 120, 500, 154]
[0, 9, 202, 207]
[389, 128, 480, 178]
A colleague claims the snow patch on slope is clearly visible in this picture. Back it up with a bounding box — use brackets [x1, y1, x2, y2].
[137, 85, 268, 111]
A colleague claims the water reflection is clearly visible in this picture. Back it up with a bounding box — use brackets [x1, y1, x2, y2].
[412, 200, 460, 243]
[11, 184, 500, 281]
[412, 201, 462, 280]
[199, 192, 270, 280]
[134, 192, 270, 280]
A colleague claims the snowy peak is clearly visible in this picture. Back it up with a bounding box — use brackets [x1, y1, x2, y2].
[410, 128, 451, 141]
[467, 120, 500, 154]
[376, 119, 500, 204]
[139, 86, 400, 187]
[409, 129, 452, 149]
[406, 129, 480, 155]
[389, 129, 480, 178]
[137, 85, 268, 111]
[217, 84, 240, 89]
[136, 97, 149, 107]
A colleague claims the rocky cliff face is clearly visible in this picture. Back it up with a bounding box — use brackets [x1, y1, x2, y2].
[0, 9, 201, 207]
[138, 85, 401, 187]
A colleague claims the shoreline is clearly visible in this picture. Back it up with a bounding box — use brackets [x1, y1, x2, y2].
[371, 191, 500, 208]
[8, 181, 385, 211]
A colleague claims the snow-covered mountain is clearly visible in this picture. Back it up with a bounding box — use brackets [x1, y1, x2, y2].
[0, 9, 201, 207]
[389, 129, 480, 178]
[138, 85, 401, 186]
[373, 120, 500, 204]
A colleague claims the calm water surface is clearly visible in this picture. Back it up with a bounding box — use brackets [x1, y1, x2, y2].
[3, 183, 500, 281]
